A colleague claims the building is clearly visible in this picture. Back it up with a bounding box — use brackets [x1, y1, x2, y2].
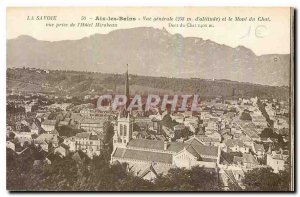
[6, 141, 16, 151]
[252, 143, 265, 158]
[75, 132, 103, 158]
[267, 150, 288, 173]
[111, 138, 220, 173]
[223, 139, 250, 153]
[78, 118, 105, 133]
[54, 143, 70, 157]
[30, 119, 43, 135]
[233, 153, 259, 169]
[41, 119, 57, 132]
[194, 135, 221, 146]
[111, 113, 220, 175]
[34, 133, 60, 151]
[242, 127, 261, 142]
[63, 136, 76, 152]
[48, 103, 73, 111]
[14, 131, 32, 146]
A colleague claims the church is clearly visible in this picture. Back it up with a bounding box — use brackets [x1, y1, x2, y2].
[110, 65, 221, 180]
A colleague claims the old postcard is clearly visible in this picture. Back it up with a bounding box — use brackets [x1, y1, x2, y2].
[6, 7, 294, 191]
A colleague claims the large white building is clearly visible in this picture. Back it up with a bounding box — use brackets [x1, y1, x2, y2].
[111, 113, 221, 178]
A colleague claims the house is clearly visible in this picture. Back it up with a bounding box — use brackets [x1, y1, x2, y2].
[49, 129, 59, 135]
[78, 118, 105, 133]
[58, 119, 71, 127]
[6, 141, 15, 151]
[72, 150, 90, 164]
[173, 142, 220, 169]
[205, 120, 218, 133]
[242, 127, 261, 142]
[41, 119, 56, 132]
[14, 131, 32, 146]
[187, 134, 221, 146]
[242, 153, 260, 168]
[171, 113, 185, 124]
[252, 143, 265, 158]
[233, 153, 259, 169]
[223, 139, 250, 153]
[34, 133, 60, 151]
[267, 150, 288, 173]
[185, 122, 198, 134]
[54, 143, 70, 157]
[138, 164, 159, 181]
[273, 118, 289, 131]
[162, 126, 175, 140]
[75, 132, 103, 158]
[48, 103, 73, 111]
[30, 119, 44, 135]
[64, 136, 76, 152]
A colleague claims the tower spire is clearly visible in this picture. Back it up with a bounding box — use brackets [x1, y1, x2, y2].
[125, 64, 130, 113]
[125, 64, 129, 99]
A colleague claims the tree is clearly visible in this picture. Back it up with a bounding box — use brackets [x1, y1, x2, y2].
[260, 128, 274, 139]
[7, 144, 227, 191]
[42, 156, 79, 190]
[103, 121, 114, 145]
[31, 133, 38, 139]
[243, 167, 290, 191]
[8, 132, 15, 140]
[153, 166, 221, 191]
[116, 174, 154, 191]
[161, 114, 173, 129]
[240, 110, 252, 121]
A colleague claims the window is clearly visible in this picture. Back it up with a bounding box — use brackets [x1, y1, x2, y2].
[120, 124, 123, 135]
[124, 140, 126, 143]
[124, 125, 127, 136]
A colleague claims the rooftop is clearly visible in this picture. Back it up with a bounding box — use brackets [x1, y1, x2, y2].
[112, 148, 173, 164]
[127, 138, 219, 157]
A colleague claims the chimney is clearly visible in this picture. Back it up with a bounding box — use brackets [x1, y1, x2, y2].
[164, 141, 168, 150]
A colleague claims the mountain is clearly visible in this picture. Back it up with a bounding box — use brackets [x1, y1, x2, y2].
[7, 27, 290, 86]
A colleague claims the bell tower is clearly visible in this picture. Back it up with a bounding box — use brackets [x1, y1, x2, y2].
[113, 113, 134, 148]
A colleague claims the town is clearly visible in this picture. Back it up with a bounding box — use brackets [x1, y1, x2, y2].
[6, 67, 291, 191]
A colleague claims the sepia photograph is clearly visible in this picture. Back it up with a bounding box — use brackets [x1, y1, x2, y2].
[5, 7, 294, 192]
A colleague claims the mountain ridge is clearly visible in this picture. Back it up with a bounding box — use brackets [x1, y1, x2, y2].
[7, 27, 290, 86]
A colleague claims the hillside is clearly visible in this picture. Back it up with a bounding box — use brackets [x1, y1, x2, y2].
[7, 27, 290, 86]
[7, 68, 290, 100]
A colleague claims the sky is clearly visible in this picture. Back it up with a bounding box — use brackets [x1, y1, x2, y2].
[7, 7, 291, 55]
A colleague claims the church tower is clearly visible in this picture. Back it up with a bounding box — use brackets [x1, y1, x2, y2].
[113, 113, 134, 148]
[113, 64, 133, 148]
